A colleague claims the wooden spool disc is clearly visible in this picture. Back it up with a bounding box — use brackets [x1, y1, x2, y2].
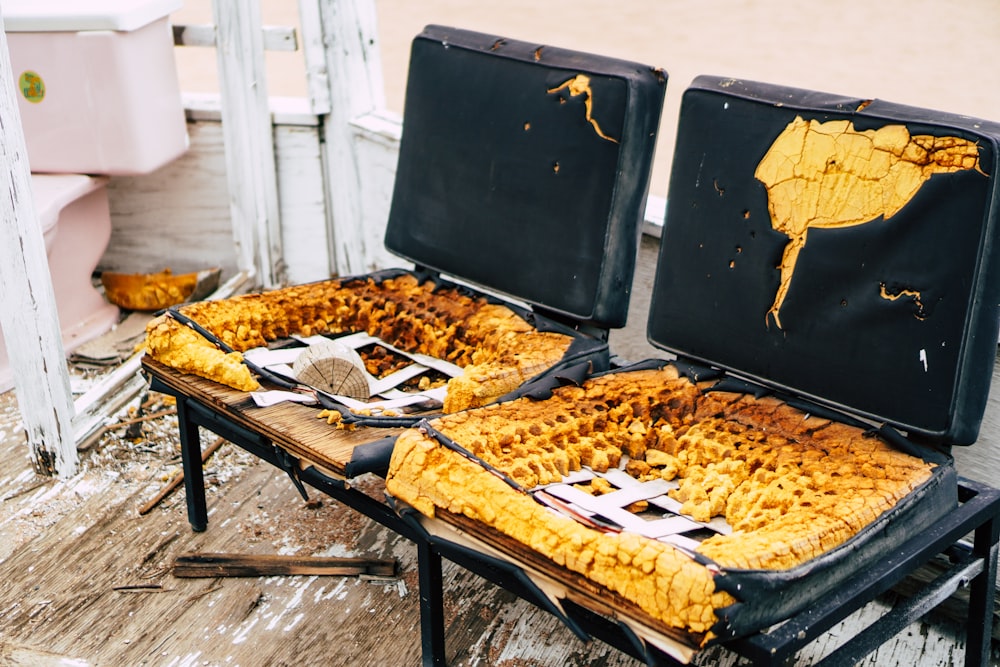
[292, 340, 371, 399]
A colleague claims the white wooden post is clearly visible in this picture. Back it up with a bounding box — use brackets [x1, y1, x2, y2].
[0, 11, 77, 477]
[294, 0, 331, 117]
[298, 0, 386, 276]
[211, 0, 285, 288]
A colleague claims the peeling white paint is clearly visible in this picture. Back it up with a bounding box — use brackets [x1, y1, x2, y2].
[314, 543, 353, 558]
[164, 652, 204, 667]
[282, 611, 305, 631]
[322, 578, 349, 602]
[230, 615, 260, 645]
[261, 576, 314, 631]
[277, 538, 300, 555]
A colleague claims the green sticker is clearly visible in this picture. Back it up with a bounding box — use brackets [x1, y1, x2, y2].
[18, 71, 44, 103]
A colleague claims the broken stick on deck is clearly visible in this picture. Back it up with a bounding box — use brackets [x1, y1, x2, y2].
[172, 552, 398, 578]
[138, 436, 225, 515]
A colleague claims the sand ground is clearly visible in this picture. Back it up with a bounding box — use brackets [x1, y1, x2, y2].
[172, 0, 1000, 197]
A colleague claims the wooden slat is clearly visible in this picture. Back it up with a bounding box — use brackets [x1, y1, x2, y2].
[172, 552, 396, 577]
[294, 0, 331, 115]
[72, 354, 149, 449]
[300, 0, 387, 276]
[105, 120, 332, 286]
[173, 23, 299, 52]
[347, 109, 405, 272]
[104, 121, 239, 277]
[212, 0, 284, 288]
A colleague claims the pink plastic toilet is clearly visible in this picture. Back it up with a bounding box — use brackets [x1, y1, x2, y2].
[0, 175, 121, 392]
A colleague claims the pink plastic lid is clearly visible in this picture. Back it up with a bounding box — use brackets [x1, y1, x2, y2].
[2, 0, 181, 32]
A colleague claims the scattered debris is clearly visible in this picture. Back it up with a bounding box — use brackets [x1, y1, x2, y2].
[138, 437, 225, 515]
[70, 311, 152, 368]
[108, 408, 179, 432]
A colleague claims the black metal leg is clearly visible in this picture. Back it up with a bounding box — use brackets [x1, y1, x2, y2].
[965, 510, 999, 667]
[418, 539, 447, 666]
[177, 399, 208, 532]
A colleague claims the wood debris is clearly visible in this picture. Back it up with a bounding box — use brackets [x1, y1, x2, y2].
[172, 552, 397, 578]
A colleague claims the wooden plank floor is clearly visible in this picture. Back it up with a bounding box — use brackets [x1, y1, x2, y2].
[0, 388, 647, 666]
[0, 377, 992, 666]
[1, 238, 998, 665]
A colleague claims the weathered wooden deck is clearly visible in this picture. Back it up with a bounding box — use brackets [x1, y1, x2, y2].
[0, 388, 649, 666]
[0, 390, 980, 666]
[0, 237, 995, 666]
